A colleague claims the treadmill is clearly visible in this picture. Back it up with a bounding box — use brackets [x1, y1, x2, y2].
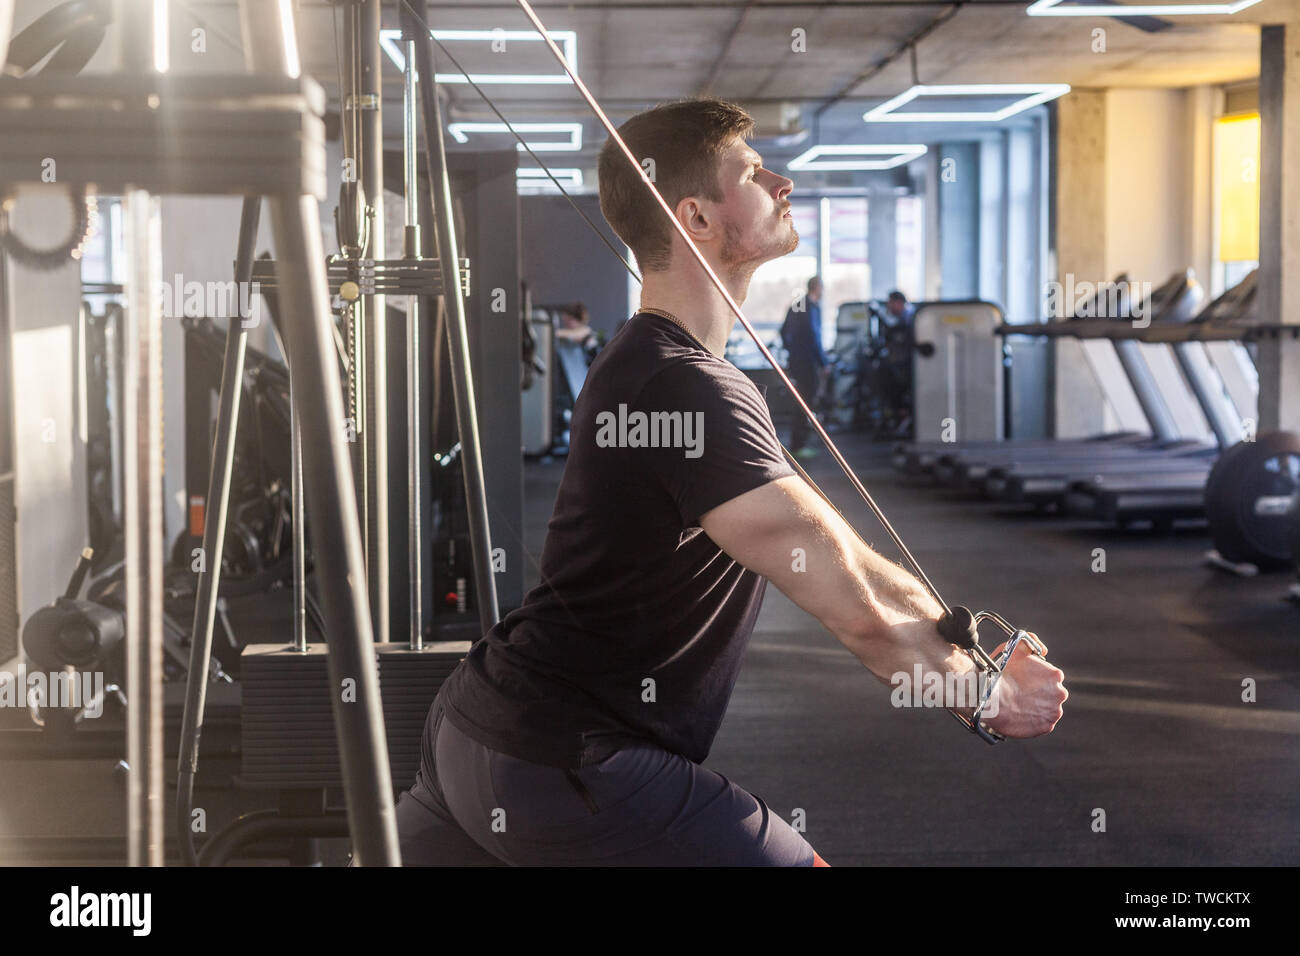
[986, 272, 1257, 519]
[1063, 271, 1266, 526]
[892, 273, 1152, 475]
[941, 270, 1210, 498]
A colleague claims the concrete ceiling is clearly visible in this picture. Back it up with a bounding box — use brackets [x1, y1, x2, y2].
[11, 0, 1281, 178]
[281, 0, 1271, 166]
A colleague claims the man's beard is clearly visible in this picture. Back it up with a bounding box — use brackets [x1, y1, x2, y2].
[720, 214, 799, 270]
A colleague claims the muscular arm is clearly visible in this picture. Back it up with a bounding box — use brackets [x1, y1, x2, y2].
[701, 476, 973, 686]
[700, 475, 1066, 736]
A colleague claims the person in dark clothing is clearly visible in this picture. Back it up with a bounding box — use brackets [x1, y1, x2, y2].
[885, 289, 915, 325]
[780, 275, 829, 458]
[392, 98, 1068, 868]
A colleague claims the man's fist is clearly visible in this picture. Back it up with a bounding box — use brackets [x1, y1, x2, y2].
[982, 637, 1067, 739]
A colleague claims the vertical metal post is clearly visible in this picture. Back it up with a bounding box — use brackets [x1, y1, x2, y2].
[238, 0, 399, 866]
[403, 35, 423, 650]
[177, 196, 260, 866]
[121, 188, 164, 867]
[359, 0, 389, 644]
[117, 0, 166, 870]
[408, 4, 501, 632]
[291, 394, 307, 651]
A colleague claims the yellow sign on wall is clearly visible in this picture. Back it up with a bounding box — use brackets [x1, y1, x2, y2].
[1215, 112, 1260, 263]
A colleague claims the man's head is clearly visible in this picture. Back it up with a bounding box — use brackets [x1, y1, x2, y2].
[598, 98, 797, 276]
[808, 276, 823, 302]
[886, 290, 909, 318]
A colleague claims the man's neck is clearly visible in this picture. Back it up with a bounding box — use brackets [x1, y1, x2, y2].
[639, 263, 755, 358]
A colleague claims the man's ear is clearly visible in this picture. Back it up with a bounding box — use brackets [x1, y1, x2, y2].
[676, 196, 714, 242]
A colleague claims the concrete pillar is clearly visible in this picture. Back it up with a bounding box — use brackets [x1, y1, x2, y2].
[1186, 86, 1220, 295]
[1256, 25, 1300, 433]
[867, 188, 897, 300]
[1052, 90, 1110, 438]
[938, 142, 980, 299]
[923, 149, 941, 300]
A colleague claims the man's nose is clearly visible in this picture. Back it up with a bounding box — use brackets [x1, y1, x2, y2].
[764, 168, 793, 199]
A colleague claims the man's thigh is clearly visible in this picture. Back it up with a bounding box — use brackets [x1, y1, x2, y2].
[440, 730, 817, 867]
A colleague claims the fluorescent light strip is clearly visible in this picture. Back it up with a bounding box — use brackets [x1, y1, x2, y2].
[154, 0, 169, 74]
[517, 168, 583, 191]
[379, 29, 577, 84]
[786, 144, 927, 171]
[449, 122, 583, 152]
[279, 0, 301, 79]
[863, 83, 1070, 123]
[1027, 0, 1262, 15]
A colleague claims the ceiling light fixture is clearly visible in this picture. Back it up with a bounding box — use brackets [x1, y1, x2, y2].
[517, 168, 584, 192]
[786, 144, 928, 171]
[863, 83, 1070, 123]
[379, 28, 577, 84]
[449, 121, 583, 151]
[1027, 0, 1261, 16]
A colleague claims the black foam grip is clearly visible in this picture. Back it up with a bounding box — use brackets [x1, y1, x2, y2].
[937, 605, 977, 649]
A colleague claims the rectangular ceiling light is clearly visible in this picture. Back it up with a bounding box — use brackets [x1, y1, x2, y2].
[449, 122, 583, 152]
[863, 84, 1070, 123]
[517, 168, 584, 193]
[786, 144, 927, 171]
[379, 29, 577, 84]
[1028, 0, 1262, 15]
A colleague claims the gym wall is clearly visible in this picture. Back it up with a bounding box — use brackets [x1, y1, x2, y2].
[519, 193, 630, 339]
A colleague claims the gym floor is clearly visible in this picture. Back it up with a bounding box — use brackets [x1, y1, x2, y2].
[2, 430, 1293, 866]
[521, 431, 1299, 866]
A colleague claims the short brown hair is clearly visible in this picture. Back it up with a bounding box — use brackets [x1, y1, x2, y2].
[598, 98, 755, 273]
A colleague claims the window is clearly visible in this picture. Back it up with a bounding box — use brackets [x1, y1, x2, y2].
[726, 200, 819, 368]
[895, 195, 923, 301]
[824, 197, 870, 346]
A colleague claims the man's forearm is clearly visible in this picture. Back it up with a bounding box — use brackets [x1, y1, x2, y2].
[831, 547, 982, 720]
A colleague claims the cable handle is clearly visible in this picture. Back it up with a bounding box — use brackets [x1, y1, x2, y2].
[941, 606, 1048, 744]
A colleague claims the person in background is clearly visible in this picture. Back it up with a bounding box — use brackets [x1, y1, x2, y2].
[885, 290, 914, 325]
[555, 301, 597, 344]
[779, 275, 830, 459]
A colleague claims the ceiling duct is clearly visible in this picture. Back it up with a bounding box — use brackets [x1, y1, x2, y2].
[741, 101, 807, 147]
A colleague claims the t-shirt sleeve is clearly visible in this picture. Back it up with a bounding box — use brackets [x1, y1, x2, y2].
[631, 359, 796, 528]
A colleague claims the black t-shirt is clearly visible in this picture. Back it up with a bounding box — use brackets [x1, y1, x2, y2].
[438, 311, 796, 769]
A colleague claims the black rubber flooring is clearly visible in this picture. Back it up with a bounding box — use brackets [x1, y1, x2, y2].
[521, 432, 1300, 866]
[3, 430, 1295, 866]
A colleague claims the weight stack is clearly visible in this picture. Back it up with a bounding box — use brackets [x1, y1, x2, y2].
[240, 641, 470, 789]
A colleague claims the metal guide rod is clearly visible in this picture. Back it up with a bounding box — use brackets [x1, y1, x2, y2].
[122, 187, 164, 867]
[403, 33, 424, 650]
[407, 1, 501, 634]
[116, 0, 165, 870]
[177, 195, 261, 866]
[509, 0, 950, 617]
[291, 391, 307, 651]
[237, 0, 399, 866]
[359, 0, 390, 645]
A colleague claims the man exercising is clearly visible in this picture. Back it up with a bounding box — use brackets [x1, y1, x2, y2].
[394, 98, 1068, 867]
